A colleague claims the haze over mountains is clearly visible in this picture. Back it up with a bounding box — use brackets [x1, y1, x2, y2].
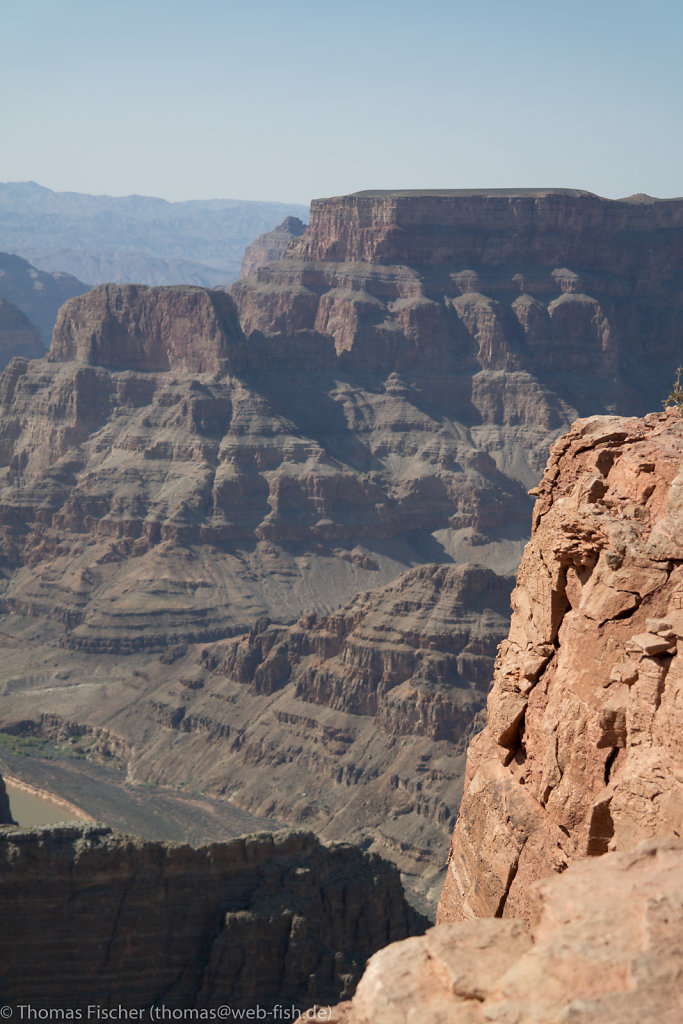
[0, 181, 309, 287]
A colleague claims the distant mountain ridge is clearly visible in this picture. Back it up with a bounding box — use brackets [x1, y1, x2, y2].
[0, 181, 309, 287]
[0, 251, 88, 349]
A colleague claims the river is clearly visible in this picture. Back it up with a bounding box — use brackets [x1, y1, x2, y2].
[4, 777, 92, 827]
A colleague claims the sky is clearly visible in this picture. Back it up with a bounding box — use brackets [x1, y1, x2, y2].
[2, 0, 682, 205]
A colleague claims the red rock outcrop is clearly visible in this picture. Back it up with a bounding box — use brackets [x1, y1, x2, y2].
[0, 823, 425, 1010]
[324, 837, 683, 1023]
[240, 215, 307, 279]
[50, 283, 246, 373]
[0, 298, 44, 368]
[439, 408, 683, 924]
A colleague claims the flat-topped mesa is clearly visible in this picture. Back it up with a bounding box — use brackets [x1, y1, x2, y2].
[49, 283, 246, 373]
[290, 189, 683, 268]
[233, 188, 683, 388]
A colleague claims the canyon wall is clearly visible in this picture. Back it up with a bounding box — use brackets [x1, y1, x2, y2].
[439, 408, 683, 923]
[0, 190, 681, 910]
[50, 283, 246, 373]
[0, 823, 425, 1010]
[240, 215, 307, 279]
[234, 188, 682, 398]
[323, 406, 683, 1023]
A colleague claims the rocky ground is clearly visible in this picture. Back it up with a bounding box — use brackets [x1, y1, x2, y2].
[324, 838, 683, 1024]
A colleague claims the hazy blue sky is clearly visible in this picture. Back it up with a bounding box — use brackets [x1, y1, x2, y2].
[3, 0, 681, 204]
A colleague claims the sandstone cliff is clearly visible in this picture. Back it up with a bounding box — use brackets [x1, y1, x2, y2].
[240, 215, 307, 279]
[0, 823, 425, 1010]
[234, 189, 682, 403]
[439, 408, 683, 924]
[0, 298, 44, 368]
[50, 283, 247, 373]
[324, 837, 683, 1023]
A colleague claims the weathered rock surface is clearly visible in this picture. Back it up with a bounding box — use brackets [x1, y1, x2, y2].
[0, 773, 14, 824]
[240, 215, 307, 279]
[0, 250, 88, 345]
[439, 408, 683, 924]
[0, 298, 44, 368]
[324, 837, 683, 1023]
[50, 283, 247, 373]
[234, 189, 682, 407]
[0, 823, 425, 1010]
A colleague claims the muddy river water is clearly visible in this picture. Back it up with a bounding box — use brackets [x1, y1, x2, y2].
[4, 777, 91, 826]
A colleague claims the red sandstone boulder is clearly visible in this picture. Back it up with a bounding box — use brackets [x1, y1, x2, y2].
[323, 838, 683, 1023]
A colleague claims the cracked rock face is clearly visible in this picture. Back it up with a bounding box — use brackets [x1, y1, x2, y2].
[438, 408, 683, 925]
[50, 283, 246, 373]
[0, 824, 425, 1010]
[324, 838, 683, 1024]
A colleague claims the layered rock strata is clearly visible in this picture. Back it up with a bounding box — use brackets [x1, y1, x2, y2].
[1, 190, 682, 911]
[0, 823, 425, 1010]
[50, 283, 246, 373]
[439, 408, 683, 924]
[240, 215, 307, 279]
[234, 189, 683, 408]
[324, 837, 683, 1023]
[0, 562, 512, 911]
